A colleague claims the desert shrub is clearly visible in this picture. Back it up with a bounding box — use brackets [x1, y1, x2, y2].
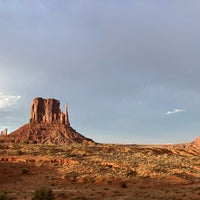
[22, 168, 29, 174]
[49, 182, 55, 186]
[23, 140, 29, 145]
[69, 152, 77, 157]
[32, 187, 54, 200]
[120, 181, 127, 188]
[0, 191, 10, 200]
[126, 170, 137, 177]
[16, 149, 23, 156]
[46, 150, 52, 155]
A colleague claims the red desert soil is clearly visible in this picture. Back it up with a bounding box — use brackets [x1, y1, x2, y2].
[1, 143, 200, 200]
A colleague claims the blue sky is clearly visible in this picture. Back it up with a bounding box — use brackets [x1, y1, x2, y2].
[1, 0, 200, 144]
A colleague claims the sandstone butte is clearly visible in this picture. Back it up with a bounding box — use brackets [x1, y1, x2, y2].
[1, 97, 94, 145]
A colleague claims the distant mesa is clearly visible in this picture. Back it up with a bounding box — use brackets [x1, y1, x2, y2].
[1, 97, 94, 144]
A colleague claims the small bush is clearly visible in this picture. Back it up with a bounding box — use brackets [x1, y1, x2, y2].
[46, 150, 52, 155]
[70, 152, 76, 157]
[120, 181, 127, 188]
[32, 187, 54, 200]
[0, 191, 10, 200]
[22, 168, 29, 174]
[16, 149, 23, 156]
[49, 182, 55, 186]
[23, 140, 29, 145]
[126, 170, 137, 177]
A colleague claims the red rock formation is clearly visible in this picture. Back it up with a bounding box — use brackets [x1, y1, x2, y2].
[30, 97, 69, 125]
[2, 97, 94, 144]
[0, 128, 7, 136]
[192, 136, 200, 147]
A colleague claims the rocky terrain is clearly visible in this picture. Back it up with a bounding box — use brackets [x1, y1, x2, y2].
[1, 143, 200, 200]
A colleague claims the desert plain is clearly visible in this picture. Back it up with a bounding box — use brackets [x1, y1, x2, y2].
[1, 142, 200, 200]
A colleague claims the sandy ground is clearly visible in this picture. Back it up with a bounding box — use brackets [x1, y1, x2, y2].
[1, 143, 200, 200]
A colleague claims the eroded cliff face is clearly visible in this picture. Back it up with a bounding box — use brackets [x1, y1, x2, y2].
[30, 98, 69, 125]
[2, 97, 94, 144]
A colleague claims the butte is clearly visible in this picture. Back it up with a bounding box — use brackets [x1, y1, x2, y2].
[2, 97, 94, 144]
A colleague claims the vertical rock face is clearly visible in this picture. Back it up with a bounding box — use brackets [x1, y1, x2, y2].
[30, 97, 69, 125]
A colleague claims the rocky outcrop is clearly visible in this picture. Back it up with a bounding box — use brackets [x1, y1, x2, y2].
[30, 97, 69, 125]
[2, 97, 94, 144]
[192, 136, 200, 147]
[0, 128, 7, 136]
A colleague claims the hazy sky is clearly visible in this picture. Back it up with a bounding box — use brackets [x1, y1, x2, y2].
[1, 0, 200, 144]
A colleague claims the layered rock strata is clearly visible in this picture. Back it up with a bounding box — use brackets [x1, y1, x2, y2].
[30, 97, 69, 125]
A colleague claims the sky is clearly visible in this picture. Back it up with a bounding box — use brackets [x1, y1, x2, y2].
[1, 0, 200, 144]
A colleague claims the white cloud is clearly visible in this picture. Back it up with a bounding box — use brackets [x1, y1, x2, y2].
[0, 93, 21, 109]
[166, 109, 185, 115]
